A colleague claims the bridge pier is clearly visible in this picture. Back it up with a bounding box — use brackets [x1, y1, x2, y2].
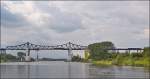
[67, 42, 72, 62]
[36, 50, 39, 62]
[116, 50, 119, 53]
[128, 50, 131, 54]
[137, 50, 139, 53]
[25, 49, 31, 62]
[68, 49, 72, 62]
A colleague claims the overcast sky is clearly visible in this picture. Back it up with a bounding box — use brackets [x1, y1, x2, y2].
[1, 1, 149, 58]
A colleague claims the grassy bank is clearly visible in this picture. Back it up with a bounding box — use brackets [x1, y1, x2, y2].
[0, 60, 4, 63]
[87, 41, 150, 69]
[92, 60, 112, 67]
[91, 57, 150, 68]
[0, 53, 17, 63]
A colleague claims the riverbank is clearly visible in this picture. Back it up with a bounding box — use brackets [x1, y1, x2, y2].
[91, 58, 150, 69]
[0, 60, 5, 63]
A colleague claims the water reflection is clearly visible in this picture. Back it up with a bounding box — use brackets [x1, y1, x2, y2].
[88, 65, 149, 79]
[0, 62, 149, 79]
[68, 62, 71, 78]
[17, 65, 27, 78]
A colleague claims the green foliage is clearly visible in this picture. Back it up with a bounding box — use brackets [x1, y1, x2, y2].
[92, 60, 112, 67]
[88, 41, 115, 60]
[17, 52, 26, 61]
[72, 55, 83, 62]
[84, 50, 90, 62]
[0, 53, 17, 62]
[131, 53, 143, 57]
[89, 41, 149, 68]
[143, 47, 150, 57]
[110, 52, 118, 59]
[17, 52, 26, 57]
[6, 54, 16, 60]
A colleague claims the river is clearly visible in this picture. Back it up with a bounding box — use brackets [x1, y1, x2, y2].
[0, 61, 149, 79]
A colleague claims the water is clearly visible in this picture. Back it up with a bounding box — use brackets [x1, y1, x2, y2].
[0, 61, 149, 79]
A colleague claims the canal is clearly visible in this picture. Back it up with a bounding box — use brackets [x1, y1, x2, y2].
[0, 61, 149, 79]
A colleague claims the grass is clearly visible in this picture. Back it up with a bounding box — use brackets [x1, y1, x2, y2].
[92, 58, 150, 69]
[92, 60, 112, 67]
[0, 60, 5, 63]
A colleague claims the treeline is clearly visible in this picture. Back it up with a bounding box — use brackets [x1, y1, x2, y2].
[39, 58, 67, 61]
[87, 41, 150, 67]
[110, 48, 149, 67]
[72, 55, 84, 62]
[0, 53, 17, 62]
[0, 52, 34, 62]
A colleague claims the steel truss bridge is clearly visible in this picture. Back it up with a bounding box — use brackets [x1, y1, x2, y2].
[5, 42, 87, 50]
[0, 42, 87, 61]
[0, 42, 144, 61]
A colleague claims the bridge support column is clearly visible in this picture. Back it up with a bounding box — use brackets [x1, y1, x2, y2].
[140, 50, 142, 53]
[137, 50, 139, 53]
[68, 49, 72, 62]
[25, 49, 31, 62]
[4, 50, 6, 62]
[36, 50, 39, 62]
[27, 49, 30, 56]
[117, 50, 119, 53]
[128, 50, 130, 54]
[67, 42, 73, 62]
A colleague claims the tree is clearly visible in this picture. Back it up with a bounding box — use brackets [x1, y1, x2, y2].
[6, 54, 16, 59]
[143, 47, 150, 57]
[0, 53, 17, 62]
[84, 49, 90, 60]
[17, 52, 26, 61]
[72, 54, 82, 62]
[88, 41, 115, 60]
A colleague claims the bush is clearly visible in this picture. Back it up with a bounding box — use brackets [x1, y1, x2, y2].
[88, 41, 115, 60]
[72, 55, 83, 62]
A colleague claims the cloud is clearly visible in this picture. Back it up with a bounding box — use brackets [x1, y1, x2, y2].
[1, 5, 29, 28]
[33, 3, 83, 33]
[144, 28, 149, 39]
[49, 12, 83, 33]
[1, 1, 149, 48]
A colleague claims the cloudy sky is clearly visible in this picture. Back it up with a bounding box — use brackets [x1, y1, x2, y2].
[1, 1, 149, 58]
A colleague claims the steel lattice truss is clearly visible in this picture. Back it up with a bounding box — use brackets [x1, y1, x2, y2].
[6, 42, 88, 50]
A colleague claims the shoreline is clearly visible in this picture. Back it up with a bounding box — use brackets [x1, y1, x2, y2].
[91, 60, 150, 70]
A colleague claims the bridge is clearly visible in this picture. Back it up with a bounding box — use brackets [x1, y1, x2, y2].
[0, 42, 87, 61]
[0, 42, 144, 62]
